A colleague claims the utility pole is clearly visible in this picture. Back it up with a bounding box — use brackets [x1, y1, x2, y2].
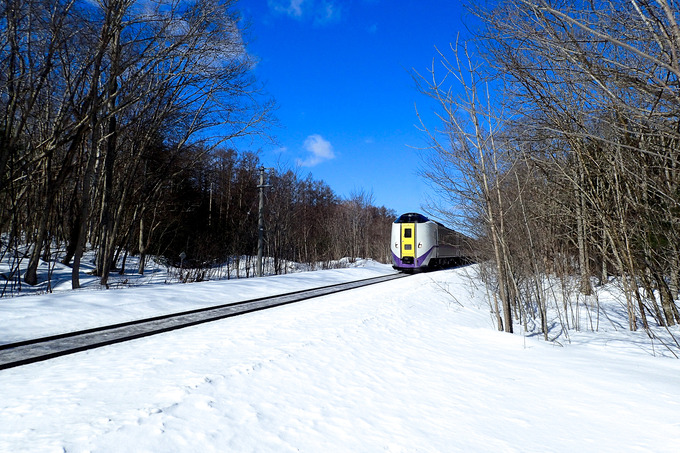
[256, 166, 272, 277]
[208, 182, 213, 227]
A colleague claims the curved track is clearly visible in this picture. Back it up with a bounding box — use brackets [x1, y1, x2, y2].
[0, 273, 408, 370]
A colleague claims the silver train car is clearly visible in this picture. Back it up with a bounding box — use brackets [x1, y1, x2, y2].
[390, 212, 469, 271]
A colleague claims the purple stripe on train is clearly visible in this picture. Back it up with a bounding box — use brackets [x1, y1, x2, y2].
[392, 247, 433, 268]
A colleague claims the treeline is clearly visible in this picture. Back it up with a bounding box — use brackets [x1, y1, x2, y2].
[0, 0, 393, 293]
[418, 0, 680, 339]
[147, 150, 395, 275]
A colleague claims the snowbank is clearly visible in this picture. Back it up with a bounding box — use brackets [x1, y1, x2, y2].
[1, 266, 679, 452]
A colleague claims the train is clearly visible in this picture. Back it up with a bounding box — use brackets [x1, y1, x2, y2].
[390, 212, 471, 272]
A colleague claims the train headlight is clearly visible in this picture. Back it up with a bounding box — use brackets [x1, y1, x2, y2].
[418, 242, 422, 248]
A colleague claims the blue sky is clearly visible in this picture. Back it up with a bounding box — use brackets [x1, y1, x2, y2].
[236, 0, 471, 215]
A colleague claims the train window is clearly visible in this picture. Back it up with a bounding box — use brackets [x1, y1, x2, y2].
[404, 228, 412, 238]
[395, 213, 429, 223]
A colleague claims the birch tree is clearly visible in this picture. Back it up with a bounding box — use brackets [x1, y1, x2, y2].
[415, 42, 515, 333]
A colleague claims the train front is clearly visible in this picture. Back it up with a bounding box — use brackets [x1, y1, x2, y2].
[390, 212, 436, 271]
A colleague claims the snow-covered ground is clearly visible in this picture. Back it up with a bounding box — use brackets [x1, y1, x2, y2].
[1, 262, 679, 452]
[0, 248, 351, 299]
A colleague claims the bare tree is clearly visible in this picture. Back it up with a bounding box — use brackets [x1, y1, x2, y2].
[468, 0, 680, 335]
[415, 41, 515, 333]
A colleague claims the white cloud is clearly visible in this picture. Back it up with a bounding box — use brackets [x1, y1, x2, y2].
[268, 0, 341, 24]
[315, 0, 342, 25]
[268, 0, 305, 18]
[297, 134, 335, 167]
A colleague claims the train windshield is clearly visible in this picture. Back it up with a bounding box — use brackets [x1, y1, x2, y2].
[395, 213, 430, 224]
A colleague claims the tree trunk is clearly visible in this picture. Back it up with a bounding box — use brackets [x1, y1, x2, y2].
[98, 3, 123, 287]
[24, 211, 49, 286]
[138, 207, 147, 275]
[574, 167, 593, 296]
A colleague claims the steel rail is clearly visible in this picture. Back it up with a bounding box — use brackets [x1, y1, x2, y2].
[0, 272, 408, 370]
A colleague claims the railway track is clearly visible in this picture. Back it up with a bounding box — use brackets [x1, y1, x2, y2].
[0, 272, 408, 370]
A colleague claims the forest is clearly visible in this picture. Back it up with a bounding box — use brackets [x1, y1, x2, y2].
[0, 0, 394, 295]
[4, 0, 680, 350]
[417, 0, 680, 341]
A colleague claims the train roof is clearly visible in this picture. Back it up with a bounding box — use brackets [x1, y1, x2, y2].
[394, 212, 430, 224]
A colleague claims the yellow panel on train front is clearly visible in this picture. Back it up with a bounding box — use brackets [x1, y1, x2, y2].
[400, 223, 415, 258]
